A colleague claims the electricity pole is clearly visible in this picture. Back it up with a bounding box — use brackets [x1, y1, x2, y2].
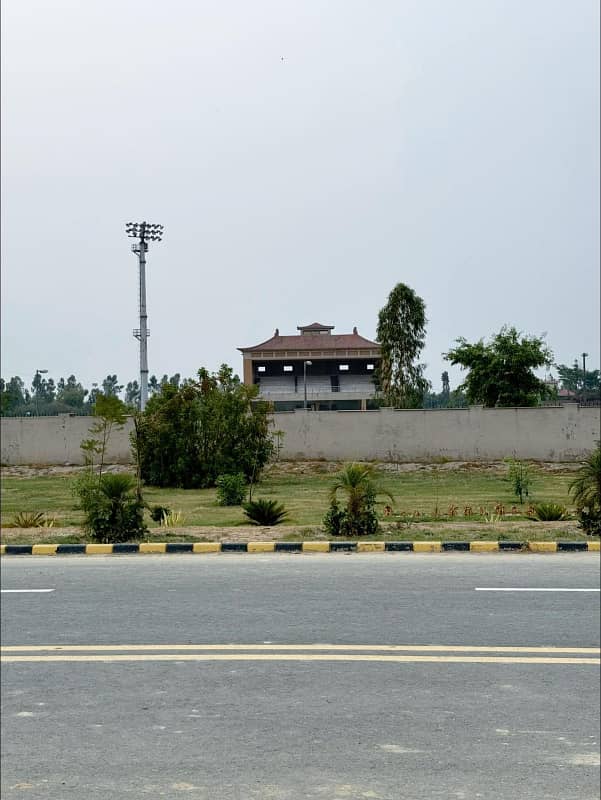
[125, 221, 163, 410]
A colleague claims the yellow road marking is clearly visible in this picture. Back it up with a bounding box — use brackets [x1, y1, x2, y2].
[302, 542, 330, 552]
[412, 542, 442, 553]
[357, 542, 386, 552]
[85, 544, 113, 554]
[139, 543, 167, 553]
[470, 541, 499, 552]
[192, 542, 220, 553]
[2, 644, 599, 654]
[2, 653, 598, 665]
[588, 541, 600, 552]
[247, 542, 275, 553]
[31, 544, 57, 556]
[528, 542, 557, 553]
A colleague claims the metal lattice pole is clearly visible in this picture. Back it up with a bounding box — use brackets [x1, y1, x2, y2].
[125, 221, 163, 411]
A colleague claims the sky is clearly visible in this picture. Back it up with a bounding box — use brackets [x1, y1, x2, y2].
[2, 0, 599, 395]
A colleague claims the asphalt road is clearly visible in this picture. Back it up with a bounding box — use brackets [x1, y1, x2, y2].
[1, 553, 600, 800]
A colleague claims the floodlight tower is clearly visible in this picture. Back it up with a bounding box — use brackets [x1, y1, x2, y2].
[125, 221, 163, 410]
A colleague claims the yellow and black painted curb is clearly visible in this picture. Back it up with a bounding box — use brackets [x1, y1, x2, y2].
[0, 540, 599, 555]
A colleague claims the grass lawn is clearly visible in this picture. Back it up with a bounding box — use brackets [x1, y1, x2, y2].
[0, 461, 587, 543]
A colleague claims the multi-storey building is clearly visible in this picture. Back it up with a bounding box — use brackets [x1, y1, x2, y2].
[239, 322, 381, 410]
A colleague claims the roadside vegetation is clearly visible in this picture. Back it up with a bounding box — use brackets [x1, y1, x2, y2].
[1, 460, 593, 543]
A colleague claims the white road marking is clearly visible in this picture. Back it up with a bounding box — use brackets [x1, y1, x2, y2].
[475, 588, 600, 592]
[1, 589, 55, 594]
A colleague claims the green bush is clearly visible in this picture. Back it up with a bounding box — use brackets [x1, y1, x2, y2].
[133, 365, 275, 489]
[528, 503, 567, 521]
[243, 499, 288, 526]
[215, 473, 246, 506]
[149, 504, 171, 523]
[74, 472, 147, 543]
[11, 511, 46, 528]
[324, 463, 390, 536]
[577, 508, 601, 536]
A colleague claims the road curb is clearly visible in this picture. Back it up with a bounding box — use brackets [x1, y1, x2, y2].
[0, 541, 599, 555]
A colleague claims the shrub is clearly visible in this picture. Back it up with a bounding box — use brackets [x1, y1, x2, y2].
[569, 444, 601, 511]
[569, 444, 601, 536]
[134, 365, 275, 489]
[149, 504, 171, 523]
[216, 473, 246, 506]
[11, 511, 47, 528]
[161, 510, 186, 528]
[577, 508, 601, 536]
[243, 499, 288, 526]
[74, 472, 147, 543]
[505, 459, 532, 504]
[528, 503, 567, 521]
[324, 463, 391, 536]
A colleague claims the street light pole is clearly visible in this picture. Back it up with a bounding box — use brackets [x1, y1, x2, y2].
[303, 360, 312, 410]
[582, 352, 588, 401]
[126, 221, 163, 411]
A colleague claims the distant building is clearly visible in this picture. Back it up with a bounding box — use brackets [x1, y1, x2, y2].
[238, 322, 381, 410]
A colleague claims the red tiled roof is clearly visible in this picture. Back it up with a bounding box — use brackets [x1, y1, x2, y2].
[239, 331, 380, 353]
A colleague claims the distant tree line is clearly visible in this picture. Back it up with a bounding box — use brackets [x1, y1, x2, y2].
[0, 373, 183, 416]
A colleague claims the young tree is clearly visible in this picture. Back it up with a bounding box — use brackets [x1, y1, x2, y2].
[444, 326, 553, 407]
[83, 393, 129, 477]
[376, 283, 430, 408]
[135, 364, 275, 489]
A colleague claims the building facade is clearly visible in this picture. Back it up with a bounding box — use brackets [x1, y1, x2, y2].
[238, 322, 381, 410]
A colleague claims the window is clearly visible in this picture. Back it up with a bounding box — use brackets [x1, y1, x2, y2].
[283, 365, 293, 372]
[257, 366, 266, 373]
[367, 364, 375, 371]
[339, 364, 349, 371]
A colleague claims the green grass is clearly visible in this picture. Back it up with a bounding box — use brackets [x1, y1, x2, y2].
[0, 463, 584, 540]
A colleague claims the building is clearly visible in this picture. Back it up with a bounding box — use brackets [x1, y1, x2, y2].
[238, 322, 381, 410]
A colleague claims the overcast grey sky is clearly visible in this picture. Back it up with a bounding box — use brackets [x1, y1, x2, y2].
[2, 0, 599, 393]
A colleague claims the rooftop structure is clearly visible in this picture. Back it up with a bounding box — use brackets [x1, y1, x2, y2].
[238, 323, 381, 410]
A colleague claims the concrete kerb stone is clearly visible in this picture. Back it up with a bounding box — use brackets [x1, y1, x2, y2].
[0, 541, 599, 556]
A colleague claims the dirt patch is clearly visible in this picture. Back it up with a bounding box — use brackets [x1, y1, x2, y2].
[1, 460, 583, 480]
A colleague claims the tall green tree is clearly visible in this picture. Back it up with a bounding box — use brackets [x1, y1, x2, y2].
[0, 376, 27, 414]
[102, 375, 123, 397]
[444, 326, 553, 407]
[135, 364, 275, 489]
[376, 283, 430, 408]
[125, 380, 140, 408]
[57, 375, 88, 409]
[556, 362, 600, 394]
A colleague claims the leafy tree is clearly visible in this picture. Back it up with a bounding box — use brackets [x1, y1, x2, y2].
[376, 283, 430, 408]
[0, 376, 26, 414]
[505, 458, 532, 504]
[148, 375, 160, 396]
[444, 326, 553, 407]
[57, 375, 88, 409]
[441, 370, 450, 398]
[556, 362, 600, 394]
[125, 380, 141, 408]
[135, 364, 275, 489]
[102, 375, 124, 397]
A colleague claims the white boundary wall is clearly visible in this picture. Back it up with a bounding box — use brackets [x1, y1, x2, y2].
[273, 404, 600, 462]
[0, 405, 599, 465]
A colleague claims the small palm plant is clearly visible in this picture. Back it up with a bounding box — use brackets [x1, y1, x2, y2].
[325, 463, 393, 536]
[75, 472, 147, 543]
[243, 498, 289, 526]
[569, 443, 601, 535]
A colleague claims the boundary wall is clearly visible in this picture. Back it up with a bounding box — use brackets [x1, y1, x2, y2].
[0, 404, 598, 466]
